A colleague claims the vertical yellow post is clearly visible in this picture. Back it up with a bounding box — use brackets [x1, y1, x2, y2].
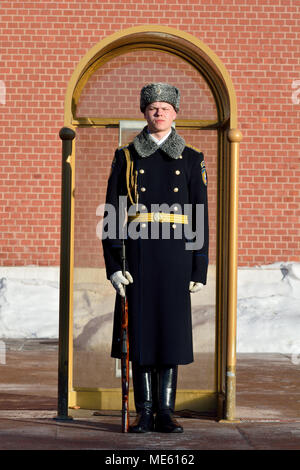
[225, 128, 242, 421]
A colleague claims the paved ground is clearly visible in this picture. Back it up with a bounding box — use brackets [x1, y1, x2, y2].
[0, 339, 299, 452]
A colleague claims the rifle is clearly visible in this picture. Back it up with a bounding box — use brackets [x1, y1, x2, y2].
[121, 240, 130, 432]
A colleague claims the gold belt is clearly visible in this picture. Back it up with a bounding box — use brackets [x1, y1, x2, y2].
[128, 212, 188, 224]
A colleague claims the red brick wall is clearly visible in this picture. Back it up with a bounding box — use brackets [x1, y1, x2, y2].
[77, 50, 216, 119]
[1, 0, 299, 267]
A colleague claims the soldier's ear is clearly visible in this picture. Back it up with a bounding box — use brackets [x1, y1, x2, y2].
[172, 105, 177, 117]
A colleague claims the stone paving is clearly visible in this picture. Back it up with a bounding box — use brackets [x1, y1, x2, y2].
[0, 339, 299, 451]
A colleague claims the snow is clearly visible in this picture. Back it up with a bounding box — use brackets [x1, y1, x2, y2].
[0, 263, 299, 354]
[0, 268, 59, 339]
[236, 263, 300, 354]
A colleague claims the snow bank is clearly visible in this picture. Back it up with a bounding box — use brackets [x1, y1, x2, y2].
[0, 263, 299, 354]
[0, 267, 59, 339]
[237, 263, 300, 354]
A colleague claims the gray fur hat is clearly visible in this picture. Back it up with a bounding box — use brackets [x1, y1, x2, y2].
[140, 83, 180, 112]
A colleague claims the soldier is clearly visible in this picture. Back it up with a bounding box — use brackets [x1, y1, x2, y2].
[102, 83, 209, 433]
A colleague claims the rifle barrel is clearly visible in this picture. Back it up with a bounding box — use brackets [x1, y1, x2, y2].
[121, 240, 130, 433]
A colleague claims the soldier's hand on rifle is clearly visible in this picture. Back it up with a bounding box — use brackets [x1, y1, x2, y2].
[189, 281, 204, 293]
[110, 270, 133, 297]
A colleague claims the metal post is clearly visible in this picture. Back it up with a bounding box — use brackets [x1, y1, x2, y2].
[224, 128, 242, 422]
[54, 127, 75, 420]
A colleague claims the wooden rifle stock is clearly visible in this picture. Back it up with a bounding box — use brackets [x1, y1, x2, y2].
[121, 242, 130, 432]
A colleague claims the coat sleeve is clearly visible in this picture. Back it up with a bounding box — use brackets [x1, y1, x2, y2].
[102, 149, 128, 279]
[188, 151, 209, 284]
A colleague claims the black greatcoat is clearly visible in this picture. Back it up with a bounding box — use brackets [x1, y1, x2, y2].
[102, 127, 209, 366]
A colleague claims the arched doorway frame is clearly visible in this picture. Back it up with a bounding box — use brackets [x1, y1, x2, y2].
[57, 25, 242, 422]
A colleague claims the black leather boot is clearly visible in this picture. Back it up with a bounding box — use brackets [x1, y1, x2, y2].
[151, 367, 159, 415]
[129, 363, 154, 433]
[155, 365, 183, 433]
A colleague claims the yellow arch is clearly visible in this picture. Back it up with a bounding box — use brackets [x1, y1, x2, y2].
[64, 25, 238, 128]
[63, 25, 242, 421]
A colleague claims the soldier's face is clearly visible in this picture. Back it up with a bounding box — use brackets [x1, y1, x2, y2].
[144, 101, 177, 135]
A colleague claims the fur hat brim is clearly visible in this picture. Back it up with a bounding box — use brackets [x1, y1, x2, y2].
[140, 83, 180, 112]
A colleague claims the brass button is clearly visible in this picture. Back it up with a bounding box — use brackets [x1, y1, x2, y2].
[173, 187, 179, 192]
[141, 187, 146, 192]
[139, 169, 145, 174]
[175, 170, 180, 175]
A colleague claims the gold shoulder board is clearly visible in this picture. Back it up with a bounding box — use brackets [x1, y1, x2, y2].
[118, 143, 130, 150]
[186, 144, 202, 154]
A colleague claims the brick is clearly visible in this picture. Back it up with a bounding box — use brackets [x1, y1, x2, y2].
[0, 0, 299, 267]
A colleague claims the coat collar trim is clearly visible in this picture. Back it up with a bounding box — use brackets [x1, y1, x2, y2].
[132, 126, 185, 159]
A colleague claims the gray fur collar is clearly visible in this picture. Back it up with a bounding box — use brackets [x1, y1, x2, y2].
[133, 126, 185, 159]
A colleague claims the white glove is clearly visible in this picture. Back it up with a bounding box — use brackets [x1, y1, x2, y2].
[189, 281, 204, 293]
[110, 270, 133, 297]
